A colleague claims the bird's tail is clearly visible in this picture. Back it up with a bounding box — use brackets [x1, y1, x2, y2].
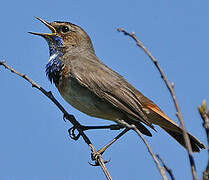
[161, 126, 205, 152]
[145, 104, 205, 152]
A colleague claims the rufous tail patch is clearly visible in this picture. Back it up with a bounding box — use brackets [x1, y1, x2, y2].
[145, 104, 179, 127]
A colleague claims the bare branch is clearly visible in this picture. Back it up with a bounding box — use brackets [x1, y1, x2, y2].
[119, 121, 168, 180]
[156, 154, 176, 180]
[133, 127, 167, 180]
[0, 60, 112, 180]
[198, 100, 209, 180]
[117, 28, 197, 180]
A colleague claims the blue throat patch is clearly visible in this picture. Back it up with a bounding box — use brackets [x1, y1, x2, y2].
[45, 53, 63, 85]
[45, 36, 64, 85]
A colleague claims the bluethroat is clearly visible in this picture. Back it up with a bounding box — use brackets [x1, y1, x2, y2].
[29, 17, 205, 152]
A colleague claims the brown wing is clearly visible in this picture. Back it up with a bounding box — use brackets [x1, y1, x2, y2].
[67, 56, 205, 151]
[69, 56, 154, 129]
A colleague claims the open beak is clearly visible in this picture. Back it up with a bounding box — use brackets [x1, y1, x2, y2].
[28, 17, 57, 37]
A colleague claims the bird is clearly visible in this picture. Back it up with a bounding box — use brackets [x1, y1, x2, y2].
[29, 17, 205, 152]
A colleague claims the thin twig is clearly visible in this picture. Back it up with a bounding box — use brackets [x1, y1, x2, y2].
[198, 100, 209, 180]
[120, 121, 167, 180]
[133, 127, 167, 180]
[156, 154, 175, 180]
[117, 28, 197, 180]
[0, 60, 112, 180]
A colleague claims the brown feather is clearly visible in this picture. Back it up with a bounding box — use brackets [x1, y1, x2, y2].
[68, 56, 155, 129]
[145, 104, 205, 152]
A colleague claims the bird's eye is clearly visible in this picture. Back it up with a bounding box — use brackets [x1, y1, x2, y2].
[61, 26, 70, 33]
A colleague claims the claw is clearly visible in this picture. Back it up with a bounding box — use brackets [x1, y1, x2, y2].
[63, 114, 76, 123]
[88, 160, 110, 166]
[63, 115, 66, 122]
[89, 152, 111, 166]
[88, 161, 99, 166]
[68, 126, 81, 140]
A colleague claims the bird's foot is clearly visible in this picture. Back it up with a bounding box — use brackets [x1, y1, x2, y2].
[68, 123, 124, 141]
[89, 151, 110, 166]
[68, 124, 87, 140]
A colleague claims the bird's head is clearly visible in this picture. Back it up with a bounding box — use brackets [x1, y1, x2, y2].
[29, 17, 94, 55]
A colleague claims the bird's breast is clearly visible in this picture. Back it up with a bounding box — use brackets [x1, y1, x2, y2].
[56, 73, 122, 121]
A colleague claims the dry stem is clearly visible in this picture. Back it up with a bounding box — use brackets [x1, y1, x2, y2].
[117, 28, 197, 180]
[0, 60, 112, 180]
[198, 100, 209, 180]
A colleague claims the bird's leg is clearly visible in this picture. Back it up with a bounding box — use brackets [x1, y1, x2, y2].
[63, 114, 124, 140]
[68, 124, 124, 140]
[90, 128, 130, 166]
[81, 124, 124, 131]
[97, 128, 130, 154]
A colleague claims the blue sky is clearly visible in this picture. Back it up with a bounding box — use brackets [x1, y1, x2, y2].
[0, 1, 208, 179]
